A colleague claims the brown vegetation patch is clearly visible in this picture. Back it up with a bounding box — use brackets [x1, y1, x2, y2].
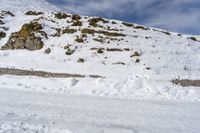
[122, 22, 134, 27]
[172, 79, 200, 87]
[0, 26, 9, 31]
[77, 58, 85, 63]
[75, 36, 84, 43]
[89, 17, 109, 27]
[134, 26, 149, 30]
[38, 31, 48, 39]
[64, 45, 77, 55]
[124, 48, 130, 51]
[0, 31, 6, 40]
[113, 62, 125, 65]
[72, 14, 81, 21]
[55, 12, 70, 19]
[145, 67, 151, 70]
[177, 34, 182, 37]
[107, 27, 118, 31]
[135, 58, 140, 63]
[153, 29, 171, 35]
[1, 11, 14, 17]
[145, 37, 152, 39]
[71, 20, 82, 26]
[90, 48, 100, 50]
[130, 51, 141, 57]
[81, 34, 87, 38]
[112, 21, 117, 24]
[52, 28, 62, 37]
[17, 21, 42, 38]
[106, 48, 123, 52]
[93, 38, 105, 43]
[0, 20, 4, 25]
[81, 28, 95, 34]
[161, 31, 171, 35]
[81, 28, 125, 37]
[188, 37, 200, 42]
[91, 47, 131, 53]
[97, 48, 104, 54]
[65, 48, 75, 55]
[62, 28, 77, 34]
[0, 67, 103, 78]
[25, 11, 44, 15]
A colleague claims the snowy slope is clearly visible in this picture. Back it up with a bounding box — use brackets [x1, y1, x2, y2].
[1, 9, 200, 101]
[0, 0, 59, 12]
[1, 1, 200, 133]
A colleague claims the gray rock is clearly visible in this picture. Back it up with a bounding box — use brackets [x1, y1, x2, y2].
[1, 21, 44, 51]
[1, 33, 43, 51]
[44, 48, 51, 54]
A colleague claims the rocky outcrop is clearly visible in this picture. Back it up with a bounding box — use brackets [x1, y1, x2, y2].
[0, 31, 6, 40]
[1, 33, 43, 50]
[1, 21, 44, 51]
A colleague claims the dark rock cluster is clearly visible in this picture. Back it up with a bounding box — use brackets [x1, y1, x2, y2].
[1, 21, 44, 51]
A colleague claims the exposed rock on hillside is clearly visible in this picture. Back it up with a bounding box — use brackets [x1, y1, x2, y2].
[25, 11, 44, 16]
[0, 31, 6, 40]
[0, 9, 200, 102]
[1, 21, 44, 51]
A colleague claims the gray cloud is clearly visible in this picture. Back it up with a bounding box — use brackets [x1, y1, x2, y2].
[47, 0, 200, 35]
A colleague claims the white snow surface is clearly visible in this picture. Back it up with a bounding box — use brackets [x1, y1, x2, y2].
[0, 1, 200, 132]
[0, 88, 200, 133]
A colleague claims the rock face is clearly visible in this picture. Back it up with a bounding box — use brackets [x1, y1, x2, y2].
[1, 21, 44, 51]
[1, 33, 43, 50]
[0, 32, 6, 40]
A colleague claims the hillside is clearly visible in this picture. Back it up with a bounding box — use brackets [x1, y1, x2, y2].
[1, 8, 200, 101]
[1, 1, 200, 133]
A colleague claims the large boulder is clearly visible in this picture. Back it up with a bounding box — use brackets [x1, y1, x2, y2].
[1, 21, 44, 51]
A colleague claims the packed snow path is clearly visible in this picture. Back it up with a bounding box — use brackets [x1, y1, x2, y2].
[0, 88, 200, 133]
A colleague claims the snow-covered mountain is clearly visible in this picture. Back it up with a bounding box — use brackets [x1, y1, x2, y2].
[0, 0, 200, 101]
[0, 0, 59, 12]
[1, 1, 200, 133]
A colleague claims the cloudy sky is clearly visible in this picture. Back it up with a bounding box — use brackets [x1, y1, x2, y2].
[47, 0, 200, 35]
